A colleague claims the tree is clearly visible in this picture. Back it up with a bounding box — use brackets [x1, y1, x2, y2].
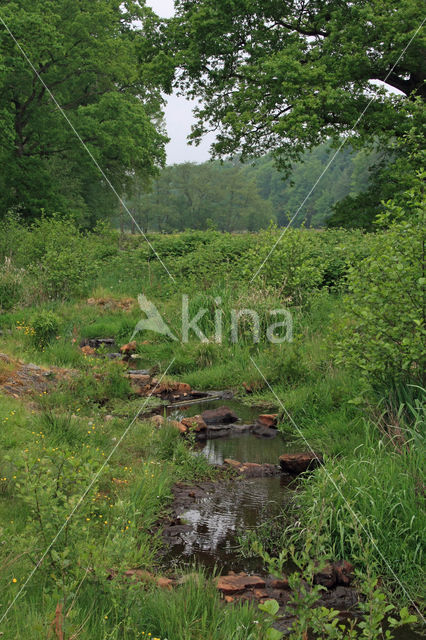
[128, 161, 274, 231]
[0, 0, 169, 223]
[169, 0, 425, 168]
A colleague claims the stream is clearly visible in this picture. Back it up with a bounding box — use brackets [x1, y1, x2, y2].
[159, 396, 425, 639]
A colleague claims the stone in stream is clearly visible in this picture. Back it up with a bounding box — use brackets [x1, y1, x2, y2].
[279, 452, 323, 474]
[256, 413, 278, 428]
[180, 414, 207, 432]
[201, 405, 238, 425]
[224, 459, 280, 477]
[251, 424, 277, 438]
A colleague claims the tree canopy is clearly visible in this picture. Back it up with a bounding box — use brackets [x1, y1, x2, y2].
[0, 0, 169, 224]
[169, 0, 425, 168]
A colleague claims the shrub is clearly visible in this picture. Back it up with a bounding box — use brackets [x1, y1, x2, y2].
[22, 216, 99, 299]
[0, 262, 24, 311]
[31, 310, 60, 348]
[335, 193, 425, 389]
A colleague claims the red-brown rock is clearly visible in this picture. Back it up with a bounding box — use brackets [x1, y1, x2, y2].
[156, 576, 174, 590]
[270, 578, 289, 590]
[180, 414, 207, 432]
[217, 573, 266, 594]
[120, 341, 137, 354]
[81, 345, 96, 356]
[224, 459, 279, 477]
[201, 406, 238, 425]
[257, 414, 278, 428]
[279, 452, 323, 474]
[334, 560, 354, 586]
[176, 382, 192, 394]
[169, 419, 188, 434]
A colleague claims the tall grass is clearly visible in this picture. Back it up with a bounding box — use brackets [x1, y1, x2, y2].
[293, 421, 425, 604]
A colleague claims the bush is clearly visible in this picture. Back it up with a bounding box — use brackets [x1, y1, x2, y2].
[31, 310, 60, 348]
[0, 262, 24, 311]
[335, 192, 425, 389]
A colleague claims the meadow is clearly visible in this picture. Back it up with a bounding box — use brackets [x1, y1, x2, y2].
[0, 214, 424, 639]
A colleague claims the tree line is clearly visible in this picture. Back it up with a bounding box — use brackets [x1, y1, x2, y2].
[121, 142, 382, 232]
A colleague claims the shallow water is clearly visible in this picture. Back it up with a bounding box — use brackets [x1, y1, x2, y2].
[168, 396, 262, 424]
[165, 475, 294, 573]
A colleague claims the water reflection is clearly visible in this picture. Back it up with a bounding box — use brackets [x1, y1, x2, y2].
[166, 476, 294, 573]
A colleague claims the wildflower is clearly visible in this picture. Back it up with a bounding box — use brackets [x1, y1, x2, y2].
[12, 578, 17, 583]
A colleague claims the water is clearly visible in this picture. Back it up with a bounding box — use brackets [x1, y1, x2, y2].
[168, 396, 263, 424]
[165, 475, 294, 573]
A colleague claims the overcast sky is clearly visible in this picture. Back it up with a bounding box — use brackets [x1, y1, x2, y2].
[146, 0, 215, 165]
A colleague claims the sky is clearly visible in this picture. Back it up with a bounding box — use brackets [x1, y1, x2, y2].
[146, 0, 214, 165]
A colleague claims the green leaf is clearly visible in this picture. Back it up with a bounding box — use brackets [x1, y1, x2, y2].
[259, 599, 280, 616]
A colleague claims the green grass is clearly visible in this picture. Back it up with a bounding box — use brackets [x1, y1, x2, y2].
[293, 421, 425, 604]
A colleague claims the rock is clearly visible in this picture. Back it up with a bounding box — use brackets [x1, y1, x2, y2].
[105, 414, 114, 421]
[80, 338, 116, 349]
[169, 419, 187, 434]
[224, 595, 234, 603]
[256, 413, 278, 428]
[128, 369, 151, 376]
[252, 425, 277, 438]
[223, 458, 243, 471]
[201, 406, 238, 425]
[279, 452, 323, 474]
[314, 560, 354, 589]
[156, 576, 174, 590]
[107, 352, 122, 360]
[217, 573, 266, 595]
[176, 382, 191, 394]
[120, 341, 137, 355]
[270, 578, 289, 590]
[253, 589, 269, 600]
[334, 560, 354, 586]
[129, 373, 151, 386]
[223, 459, 280, 477]
[180, 414, 207, 432]
[123, 568, 153, 582]
[81, 345, 96, 356]
[150, 415, 165, 427]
